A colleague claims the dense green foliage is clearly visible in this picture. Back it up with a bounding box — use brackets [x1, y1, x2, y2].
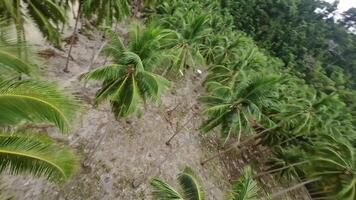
[226, 0, 356, 87]
[142, 0, 355, 199]
[0, 0, 355, 199]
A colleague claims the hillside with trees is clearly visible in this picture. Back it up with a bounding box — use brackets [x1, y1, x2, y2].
[0, 0, 355, 199]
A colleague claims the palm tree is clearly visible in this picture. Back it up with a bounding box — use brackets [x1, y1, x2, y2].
[307, 135, 356, 200]
[158, 11, 210, 76]
[275, 89, 346, 136]
[199, 73, 281, 144]
[198, 73, 284, 165]
[80, 25, 170, 118]
[257, 146, 308, 180]
[150, 167, 205, 200]
[0, 0, 66, 47]
[203, 47, 280, 86]
[63, 0, 131, 72]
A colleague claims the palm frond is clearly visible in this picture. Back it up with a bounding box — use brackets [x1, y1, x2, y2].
[26, 0, 66, 46]
[150, 178, 183, 200]
[82, 0, 130, 25]
[0, 78, 80, 133]
[0, 132, 78, 182]
[178, 167, 205, 200]
[0, 19, 37, 76]
[226, 167, 260, 200]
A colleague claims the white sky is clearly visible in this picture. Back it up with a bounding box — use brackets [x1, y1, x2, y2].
[325, 0, 356, 12]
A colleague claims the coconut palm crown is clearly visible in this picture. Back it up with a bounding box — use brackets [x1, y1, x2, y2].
[80, 24, 170, 118]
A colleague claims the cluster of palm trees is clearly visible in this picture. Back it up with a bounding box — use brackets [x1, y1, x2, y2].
[0, 0, 355, 199]
[140, 0, 355, 199]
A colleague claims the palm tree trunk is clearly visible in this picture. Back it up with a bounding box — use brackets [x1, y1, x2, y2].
[253, 160, 309, 179]
[279, 133, 304, 146]
[166, 114, 195, 146]
[63, 2, 81, 73]
[133, 0, 142, 18]
[269, 178, 319, 199]
[82, 123, 106, 168]
[200, 133, 260, 165]
[200, 122, 282, 166]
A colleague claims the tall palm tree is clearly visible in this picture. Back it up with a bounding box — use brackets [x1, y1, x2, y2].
[0, 0, 66, 47]
[308, 136, 356, 200]
[260, 146, 308, 181]
[80, 25, 170, 118]
[159, 11, 210, 76]
[275, 89, 346, 136]
[199, 73, 281, 144]
[203, 48, 258, 86]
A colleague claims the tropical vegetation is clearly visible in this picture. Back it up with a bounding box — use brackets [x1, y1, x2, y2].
[0, 0, 355, 199]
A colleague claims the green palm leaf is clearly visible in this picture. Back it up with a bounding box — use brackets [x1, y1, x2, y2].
[150, 178, 184, 200]
[1, 0, 67, 46]
[150, 167, 205, 200]
[226, 167, 260, 200]
[0, 20, 37, 76]
[199, 73, 281, 142]
[0, 132, 78, 182]
[178, 167, 205, 200]
[309, 136, 356, 200]
[82, 0, 130, 25]
[0, 78, 79, 133]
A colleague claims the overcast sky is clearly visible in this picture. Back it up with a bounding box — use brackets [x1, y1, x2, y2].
[325, 0, 356, 12]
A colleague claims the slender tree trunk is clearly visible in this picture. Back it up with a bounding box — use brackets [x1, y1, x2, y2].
[82, 123, 106, 168]
[200, 133, 260, 165]
[165, 113, 196, 145]
[88, 41, 107, 70]
[309, 190, 331, 196]
[253, 160, 308, 179]
[133, 0, 142, 18]
[200, 122, 284, 165]
[269, 178, 319, 199]
[279, 133, 304, 146]
[63, 2, 81, 73]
